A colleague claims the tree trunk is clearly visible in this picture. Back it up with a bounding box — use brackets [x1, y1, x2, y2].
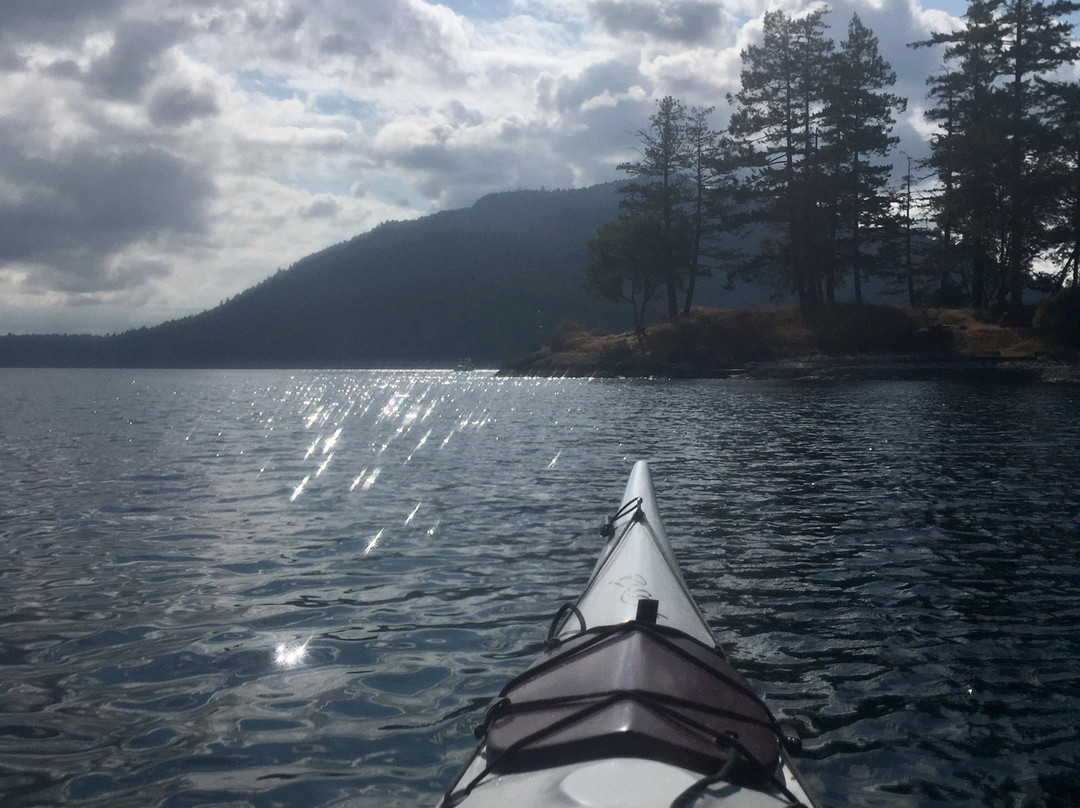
[825, 246, 836, 305]
[852, 226, 863, 304]
[906, 234, 916, 306]
[905, 159, 917, 305]
[1005, 2, 1029, 318]
[852, 157, 863, 305]
[682, 273, 697, 318]
[682, 177, 705, 317]
[972, 240, 987, 310]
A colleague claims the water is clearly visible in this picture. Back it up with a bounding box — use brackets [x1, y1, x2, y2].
[1, 369, 1078, 808]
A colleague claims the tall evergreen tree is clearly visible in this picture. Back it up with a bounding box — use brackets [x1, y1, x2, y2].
[916, 1, 1008, 308]
[916, 0, 1079, 312]
[823, 13, 906, 304]
[618, 96, 691, 320]
[682, 105, 730, 316]
[919, 68, 969, 301]
[1042, 81, 1080, 288]
[728, 9, 834, 311]
[895, 154, 942, 305]
[996, 0, 1080, 311]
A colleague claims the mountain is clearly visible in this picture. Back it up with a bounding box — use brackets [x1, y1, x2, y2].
[2, 184, 632, 367]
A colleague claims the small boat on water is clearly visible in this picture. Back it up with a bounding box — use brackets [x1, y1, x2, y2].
[439, 461, 820, 808]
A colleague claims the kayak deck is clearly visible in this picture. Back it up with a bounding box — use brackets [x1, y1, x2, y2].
[439, 461, 818, 808]
[444, 757, 813, 808]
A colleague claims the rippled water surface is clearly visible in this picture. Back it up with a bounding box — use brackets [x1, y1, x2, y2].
[1, 369, 1078, 808]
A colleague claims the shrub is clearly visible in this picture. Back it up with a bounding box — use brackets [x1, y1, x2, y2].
[806, 304, 918, 354]
[552, 319, 588, 350]
[1034, 287, 1080, 350]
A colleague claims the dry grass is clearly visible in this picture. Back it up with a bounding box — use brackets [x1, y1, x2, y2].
[654, 305, 1052, 360]
[912, 308, 1049, 357]
[645, 306, 816, 362]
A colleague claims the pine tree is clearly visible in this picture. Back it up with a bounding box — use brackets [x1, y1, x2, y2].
[618, 96, 691, 320]
[822, 13, 906, 304]
[915, 0, 1079, 312]
[916, 1, 1008, 308]
[682, 105, 730, 316]
[728, 9, 834, 310]
[1042, 81, 1080, 288]
[996, 0, 1080, 312]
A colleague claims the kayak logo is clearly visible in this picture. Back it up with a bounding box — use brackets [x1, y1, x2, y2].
[611, 573, 652, 604]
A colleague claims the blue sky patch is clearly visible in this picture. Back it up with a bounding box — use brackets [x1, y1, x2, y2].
[314, 92, 374, 119]
[236, 69, 306, 102]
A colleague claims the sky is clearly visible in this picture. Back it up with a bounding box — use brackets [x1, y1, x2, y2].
[0, 0, 1060, 335]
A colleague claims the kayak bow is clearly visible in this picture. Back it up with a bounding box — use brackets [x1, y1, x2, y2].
[439, 461, 819, 808]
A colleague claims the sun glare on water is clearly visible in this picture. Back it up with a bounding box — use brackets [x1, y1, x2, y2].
[363, 528, 384, 556]
[274, 640, 309, 669]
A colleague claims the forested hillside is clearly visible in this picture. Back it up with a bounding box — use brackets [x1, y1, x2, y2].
[0, 184, 652, 366]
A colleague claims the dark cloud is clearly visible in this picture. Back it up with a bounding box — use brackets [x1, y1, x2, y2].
[0, 0, 125, 74]
[443, 100, 484, 127]
[242, 4, 306, 35]
[0, 49, 26, 72]
[41, 259, 173, 296]
[43, 59, 82, 80]
[301, 197, 341, 219]
[0, 0, 126, 42]
[318, 32, 373, 58]
[272, 0, 469, 84]
[388, 136, 544, 208]
[85, 19, 189, 101]
[541, 59, 646, 114]
[149, 83, 220, 127]
[590, 0, 725, 45]
[0, 128, 215, 292]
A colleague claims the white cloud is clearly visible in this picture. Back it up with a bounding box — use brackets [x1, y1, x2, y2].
[0, 0, 1063, 334]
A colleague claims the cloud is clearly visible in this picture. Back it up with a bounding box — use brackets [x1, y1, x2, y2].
[589, 0, 726, 45]
[198, 0, 475, 89]
[0, 0, 126, 43]
[84, 19, 189, 101]
[148, 82, 220, 127]
[0, 136, 215, 290]
[542, 59, 646, 114]
[300, 196, 341, 219]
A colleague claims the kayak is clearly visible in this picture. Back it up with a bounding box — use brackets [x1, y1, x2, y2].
[438, 461, 820, 808]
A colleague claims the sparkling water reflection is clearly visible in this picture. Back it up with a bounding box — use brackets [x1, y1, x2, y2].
[0, 369, 1078, 807]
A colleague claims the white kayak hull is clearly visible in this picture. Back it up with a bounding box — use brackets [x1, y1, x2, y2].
[567, 460, 716, 646]
[438, 461, 819, 808]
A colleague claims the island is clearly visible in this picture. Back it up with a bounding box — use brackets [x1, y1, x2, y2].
[499, 305, 1080, 382]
